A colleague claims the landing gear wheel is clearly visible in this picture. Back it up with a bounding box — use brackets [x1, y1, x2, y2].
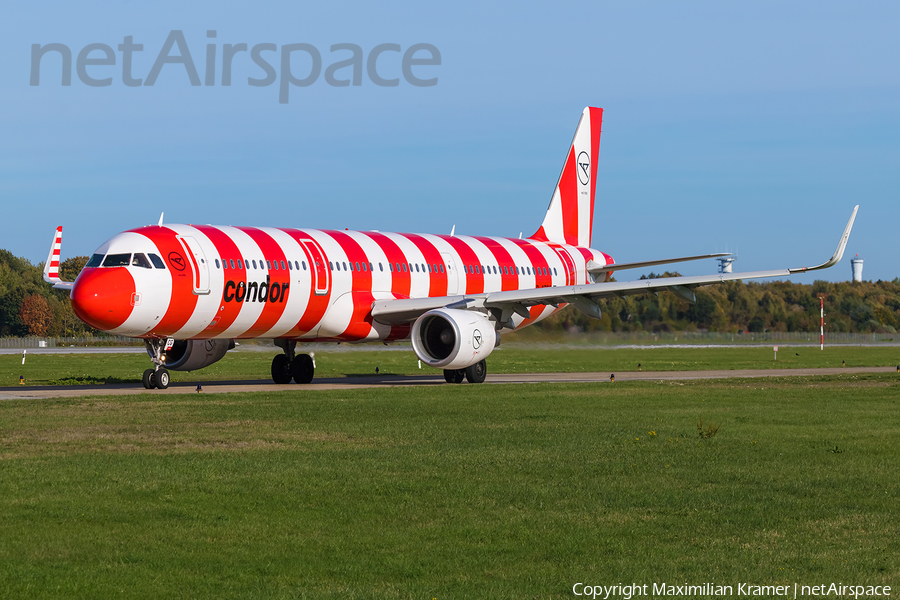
[291, 354, 315, 384]
[142, 369, 155, 389]
[464, 360, 487, 384]
[272, 354, 292, 384]
[444, 368, 465, 384]
[155, 368, 170, 390]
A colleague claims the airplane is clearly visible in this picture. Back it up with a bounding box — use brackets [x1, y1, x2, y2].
[42, 107, 859, 390]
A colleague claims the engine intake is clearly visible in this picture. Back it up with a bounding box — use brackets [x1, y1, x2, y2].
[154, 339, 234, 371]
[411, 308, 498, 370]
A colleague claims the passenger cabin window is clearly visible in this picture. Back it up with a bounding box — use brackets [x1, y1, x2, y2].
[215, 259, 221, 269]
[86, 254, 104, 268]
[302, 261, 307, 270]
[329, 261, 334, 271]
[149, 254, 165, 269]
[132, 253, 152, 269]
[229, 259, 235, 269]
[103, 253, 131, 267]
[238, 259, 243, 269]
[280, 260, 286, 270]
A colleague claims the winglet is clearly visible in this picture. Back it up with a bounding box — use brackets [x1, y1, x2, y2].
[789, 205, 859, 274]
[42, 226, 74, 291]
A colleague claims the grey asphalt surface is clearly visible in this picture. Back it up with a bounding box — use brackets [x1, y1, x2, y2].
[1, 366, 894, 400]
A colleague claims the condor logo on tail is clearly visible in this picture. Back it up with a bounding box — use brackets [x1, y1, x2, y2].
[223, 276, 289, 304]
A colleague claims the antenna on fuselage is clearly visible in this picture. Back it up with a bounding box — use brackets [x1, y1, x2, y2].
[450, 225, 456, 237]
[157, 212, 164, 226]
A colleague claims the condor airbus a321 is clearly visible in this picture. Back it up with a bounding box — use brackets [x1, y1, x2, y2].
[43, 107, 858, 389]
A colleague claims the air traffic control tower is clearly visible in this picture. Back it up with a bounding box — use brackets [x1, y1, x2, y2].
[717, 255, 736, 274]
[851, 254, 864, 282]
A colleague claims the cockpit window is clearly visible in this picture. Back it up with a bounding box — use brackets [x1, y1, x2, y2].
[132, 253, 152, 269]
[86, 253, 104, 268]
[148, 254, 165, 269]
[103, 253, 131, 267]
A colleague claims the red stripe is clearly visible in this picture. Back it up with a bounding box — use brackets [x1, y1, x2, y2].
[530, 225, 549, 242]
[324, 230, 374, 340]
[588, 107, 603, 244]
[238, 227, 291, 337]
[551, 245, 576, 286]
[135, 226, 199, 337]
[279, 229, 332, 337]
[361, 232, 411, 298]
[385, 322, 410, 342]
[558, 148, 579, 246]
[575, 247, 594, 283]
[600, 251, 615, 281]
[400, 233, 447, 297]
[473, 237, 518, 291]
[509, 238, 552, 288]
[193, 225, 246, 337]
[439, 235, 483, 294]
[517, 305, 546, 329]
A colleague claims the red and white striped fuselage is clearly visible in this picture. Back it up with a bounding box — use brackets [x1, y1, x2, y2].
[71, 224, 613, 342]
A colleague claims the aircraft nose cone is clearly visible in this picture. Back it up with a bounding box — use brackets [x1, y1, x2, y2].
[71, 267, 136, 331]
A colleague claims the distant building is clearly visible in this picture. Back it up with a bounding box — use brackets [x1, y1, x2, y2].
[851, 255, 863, 282]
[717, 256, 736, 274]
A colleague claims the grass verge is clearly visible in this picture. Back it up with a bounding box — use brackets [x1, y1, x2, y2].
[1, 376, 898, 598]
[3, 345, 900, 387]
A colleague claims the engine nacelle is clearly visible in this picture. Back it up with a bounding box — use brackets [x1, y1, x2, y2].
[153, 339, 234, 371]
[411, 308, 498, 370]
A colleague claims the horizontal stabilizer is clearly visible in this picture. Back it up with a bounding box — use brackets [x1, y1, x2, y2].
[587, 252, 731, 275]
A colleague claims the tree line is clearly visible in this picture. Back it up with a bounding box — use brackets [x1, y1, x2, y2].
[1, 250, 898, 337]
[534, 272, 900, 335]
[0, 250, 91, 337]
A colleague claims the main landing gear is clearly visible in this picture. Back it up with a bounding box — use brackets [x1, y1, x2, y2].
[443, 359, 487, 384]
[272, 339, 315, 384]
[142, 339, 171, 390]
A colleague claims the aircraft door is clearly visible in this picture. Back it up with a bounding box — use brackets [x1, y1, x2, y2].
[301, 239, 330, 296]
[177, 236, 210, 295]
[442, 252, 459, 295]
[553, 247, 577, 286]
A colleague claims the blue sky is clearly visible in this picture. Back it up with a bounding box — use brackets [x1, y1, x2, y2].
[2, 1, 897, 282]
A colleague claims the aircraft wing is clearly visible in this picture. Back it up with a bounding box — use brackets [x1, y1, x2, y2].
[371, 205, 858, 326]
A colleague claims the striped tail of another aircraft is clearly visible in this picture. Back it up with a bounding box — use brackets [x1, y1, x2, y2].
[43, 226, 63, 282]
[530, 106, 603, 249]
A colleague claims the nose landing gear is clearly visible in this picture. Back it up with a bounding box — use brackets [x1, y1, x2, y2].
[142, 339, 171, 389]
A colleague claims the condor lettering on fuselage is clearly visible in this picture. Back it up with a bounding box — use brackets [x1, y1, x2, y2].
[223, 276, 289, 304]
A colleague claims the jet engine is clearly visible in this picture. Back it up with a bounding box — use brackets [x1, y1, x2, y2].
[153, 339, 235, 371]
[411, 308, 498, 370]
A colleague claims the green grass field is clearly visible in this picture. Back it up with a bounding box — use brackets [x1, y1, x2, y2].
[2, 345, 900, 387]
[1, 376, 898, 598]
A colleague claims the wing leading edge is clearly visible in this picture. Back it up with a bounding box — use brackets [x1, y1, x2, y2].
[371, 205, 859, 326]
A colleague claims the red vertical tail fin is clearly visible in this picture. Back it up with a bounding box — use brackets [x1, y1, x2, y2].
[530, 107, 602, 248]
